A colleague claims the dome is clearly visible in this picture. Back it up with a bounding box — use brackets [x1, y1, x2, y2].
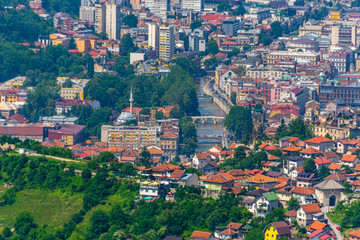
[117, 112, 136, 124]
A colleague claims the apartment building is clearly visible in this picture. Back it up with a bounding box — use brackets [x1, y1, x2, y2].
[159, 25, 175, 61]
[181, 0, 203, 12]
[266, 51, 320, 65]
[95, 3, 106, 34]
[143, 0, 168, 21]
[79, 6, 96, 23]
[101, 125, 160, 149]
[106, 3, 121, 40]
[331, 26, 356, 46]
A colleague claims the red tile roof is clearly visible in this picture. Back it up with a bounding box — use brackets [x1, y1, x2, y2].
[305, 136, 333, 144]
[282, 146, 301, 152]
[341, 154, 357, 162]
[301, 203, 322, 214]
[314, 157, 331, 165]
[191, 231, 212, 239]
[293, 187, 315, 195]
[202, 172, 235, 183]
[329, 163, 342, 170]
[300, 147, 321, 155]
[196, 152, 210, 160]
[284, 209, 297, 217]
[151, 163, 181, 172]
[349, 228, 360, 238]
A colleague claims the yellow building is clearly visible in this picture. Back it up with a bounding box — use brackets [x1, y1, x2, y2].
[264, 222, 291, 240]
[329, 11, 341, 20]
[60, 88, 84, 100]
[356, 58, 360, 72]
[75, 39, 91, 52]
[298, 25, 323, 36]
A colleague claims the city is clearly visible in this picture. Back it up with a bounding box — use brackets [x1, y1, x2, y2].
[2, 0, 360, 239]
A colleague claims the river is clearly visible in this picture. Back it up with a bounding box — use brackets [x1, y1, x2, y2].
[195, 78, 226, 152]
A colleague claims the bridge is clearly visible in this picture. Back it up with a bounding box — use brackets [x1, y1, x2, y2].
[197, 135, 222, 140]
[192, 116, 225, 124]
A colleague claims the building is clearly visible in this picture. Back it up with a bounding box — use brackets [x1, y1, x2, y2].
[105, 3, 121, 40]
[148, 23, 159, 56]
[263, 221, 291, 240]
[349, 229, 360, 240]
[252, 192, 279, 217]
[329, 49, 350, 74]
[201, 172, 235, 190]
[189, 33, 206, 52]
[139, 181, 166, 200]
[331, 26, 357, 46]
[182, 0, 203, 12]
[39, 115, 78, 125]
[314, 179, 344, 207]
[222, 17, 240, 36]
[48, 124, 86, 146]
[160, 132, 179, 157]
[190, 231, 215, 240]
[95, 3, 106, 34]
[101, 125, 160, 149]
[75, 38, 91, 52]
[79, 6, 96, 23]
[55, 99, 100, 114]
[159, 25, 175, 61]
[60, 87, 85, 100]
[143, 0, 168, 21]
[305, 136, 333, 151]
[296, 203, 324, 226]
[0, 124, 47, 142]
[266, 51, 320, 65]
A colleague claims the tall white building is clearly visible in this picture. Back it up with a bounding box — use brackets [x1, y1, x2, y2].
[95, 2, 106, 33]
[148, 23, 159, 55]
[106, 3, 121, 40]
[143, 0, 168, 21]
[80, 6, 96, 23]
[181, 0, 203, 12]
[159, 25, 174, 61]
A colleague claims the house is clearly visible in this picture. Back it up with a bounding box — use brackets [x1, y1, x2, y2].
[264, 221, 291, 240]
[284, 209, 297, 225]
[289, 166, 304, 180]
[340, 154, 359, 167]
[300, 147, 322, 159]
[314, 179, 345, 207]
[246, 174, 279, 189]
[192, 152, 211, 168]
[328, 163, 343, 172]
[252, 192, 279, 217]
[308, 229, 336, 240]
[139, 181, 166, 200]
[314, 157, 331, 170]
[296, 172, 320, 187]
[149, 163, 181, 178]
[307, 221, 332, 234]
[292, 187, 317, 205]
[262, 161, 282, 171]
[321, 151, 338, 162]
[167, 170, 199, 188]
[305, 136, 333, 151]
[198, 161, 219, 175]
[284, 156, 307, 175]
[276, 186, 295, 206]
[201, 172, 235, 190]
[190, 231, 215, 240]
[349, 228, 360, 240]
[296, 203, 324, 226]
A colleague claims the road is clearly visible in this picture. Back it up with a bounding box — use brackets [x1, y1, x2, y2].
[28, 153, 85, 163]
[322, 206, 343, 240]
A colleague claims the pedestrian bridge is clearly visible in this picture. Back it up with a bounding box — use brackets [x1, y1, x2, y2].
[192, 116, 225, 124]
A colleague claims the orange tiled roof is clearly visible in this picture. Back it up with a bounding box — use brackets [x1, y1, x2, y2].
[277, 176, 289, 183]
[268, 154, 280, 160]
[293, 187, 315, 195]
[196, 152, 211, 160]
[229, 142, 237, 149]
[329, 163, 342, 170]
[305, 136, 333, 144]
[262, 161, 275, 167]
[202, 172, 235, 184]
[282, 146, 301, 152]
[246, 174, 278, 183]
[301, 203, 322, 214]
[284, 209, 297, 217]
[226, 222, 243, 230]
[355, 164, 360, 172]
[300, 147, 321, 154]
[324, 172, 346, 182]
[314, 157, 331, 165]
[258, 142, 269, 149]
[308, 221, 326, 230]
[341, 154, 357, 162]
[265, 145, 280, 151]
[148, 148, 164, 155]
[151, 163, 181, 172]
[169, 169, 185, 179]
[349, 229, 360, 238]
[191, 231, 212, 239]
[289, 137, 299, 142]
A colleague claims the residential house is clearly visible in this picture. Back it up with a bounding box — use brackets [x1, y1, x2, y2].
[139, 181, 166, 200]
[300, 147, 322, 159]
[167, 170, 199, 188]
[246, 174, 279, 189]
[263, 221, 291, 240]
[324, 172, 346, 185]
[296, 172, 320, 187]
[305, 136, 334, 152]
[198, 161, 219, 175]
[308, 229, 336, 240]
[307, 221, 332, 234]
[201, 172, 235, 190]
[292, 187, 317, 205]
[252, 192, 279, 217]
[314, 157, 331, 170]
[192, 152, 211, 168]
[340, 154, 359, 167]
[314, 179, 345, 207]
[284, 156, 307, 176]
[149, 163, 181, 178]
[190, 231, 215, 240]
[276, 186, 295, 207]
[284, 209, 297, 225]
[296, 203, 324, 226]
[349, 228, 360, 240]
[321, 151, 338, 162]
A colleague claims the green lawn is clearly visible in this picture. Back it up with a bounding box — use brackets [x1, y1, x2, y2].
[0, 188, 83, 233]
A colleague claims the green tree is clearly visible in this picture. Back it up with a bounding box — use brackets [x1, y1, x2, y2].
[228, 48, 240, 58]
[155, 111, 165, 120]
[224, 106, 253, 142]
[270, 21, 283, 39]
[325, 133, 332, 140]
[88, 210, 110, 237]
[139, 147, 151, 168]
[190, 19, 202, 30]
[319, 166, 331, 179]
[14, 211, 38, 236]
[121, 34, 137, 55]
[303, 158, 317, 174]
[287, 197, 299, 210]
[122, 14, 138, 28]
[207, 39, 219, 55]
[230, 92, 237, 105]
[217, 3, 231, 12]
[233, 66, 246, 77]
[173, 57, 196, 76]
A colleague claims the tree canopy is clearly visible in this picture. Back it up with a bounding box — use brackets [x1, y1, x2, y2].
[224, 106, 253, 142]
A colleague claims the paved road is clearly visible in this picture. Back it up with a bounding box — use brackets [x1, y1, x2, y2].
[322, 206, 343, 240]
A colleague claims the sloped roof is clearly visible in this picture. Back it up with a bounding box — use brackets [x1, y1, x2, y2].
[300, 203, 322, 214]
[324, 172, 346, 182]
[263, 192, 279, 201]
[151, 163, 180, 172]
[300, 147, 321, 154]
[314, 179, 345, 190]
[282, 146, 302, 152]
[246, 174, 278, 183]
[284, 209, 297, 217]
[341, 154, 357, 162]
[305, 136, 333, 144]
[191, 231, 212, 239]
[329, 163, 342, 170]
[309, 221, 327, 230]
[314, 157, 331, 165]
[270, 221, 291, 236]
[349, 228, 360, 238]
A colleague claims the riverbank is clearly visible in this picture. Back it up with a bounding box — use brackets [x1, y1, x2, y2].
[202, 80, 231, 113]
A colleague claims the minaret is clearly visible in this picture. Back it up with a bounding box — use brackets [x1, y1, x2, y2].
[130, 86, 134, 115]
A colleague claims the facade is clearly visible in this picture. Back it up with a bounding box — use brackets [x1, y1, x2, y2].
[263, 221, 291, 240]
[296, 203, 323, 226]
[39, 115, 78, 125]
[79, 6, 96, 23]
[189, 33, 206, 52]
[101, 125, 160, 149]
[148, 23, 159, 56]
[60, 87, 85, 100]
[55, 99, 100, 114]
[48, 124, 86, 146]
[266, 51, 320, 65]
[314, 179, 344, 207]
[160, 132, 179, 157]
[159, 25, 175, 61]
[95, 3, 106, 34]
[181, 0, 203, 12]
[329, 49, 350, 73]
[139, 181, 166, 200]
[143, 0, 168, 21]
[105, 3, 121, 40]
[222, 18, 240, 36]
[0, 124, 46, 142]
[252, 192, 279, 217]
[331, 26, 357, 46]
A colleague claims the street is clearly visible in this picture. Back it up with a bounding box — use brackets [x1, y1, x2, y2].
[321, 206, 343, 240]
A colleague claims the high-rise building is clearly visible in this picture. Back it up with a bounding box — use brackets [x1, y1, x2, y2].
[159, 25, 175, 61]
[331, 26, 357, 46]
[143, 0, 168, 21]
[181, 0, 203, 12]
[189, 33, 206, 52]
[79, 6, 96, 23]
[148, 23, 159, 55]
[105, 3, 121, 40]
[95, 3, 106, 34]
[222, 17, 241, 36]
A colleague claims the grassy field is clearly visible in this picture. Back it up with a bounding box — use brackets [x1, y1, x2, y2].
[0, 188, 83, 233]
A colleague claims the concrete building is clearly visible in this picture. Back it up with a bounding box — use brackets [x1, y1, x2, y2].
[79, 6, 96, 23]
[95, 3, 106, 34]
[39, 115, 79, 125]
[331, 26, 357, 46]
[148, 23, 159, 55]
[189, 33, 206, 52]
[329, 49, 350, 74]
[106, 3, 121, 40]
[181, 0, 203, 12]
[143, 0, 168, 21]
[101, 125, 160, 149]
[159, 25, 175, 61]
[314, 179, 345, 207]
[222, 17, 240, 36]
